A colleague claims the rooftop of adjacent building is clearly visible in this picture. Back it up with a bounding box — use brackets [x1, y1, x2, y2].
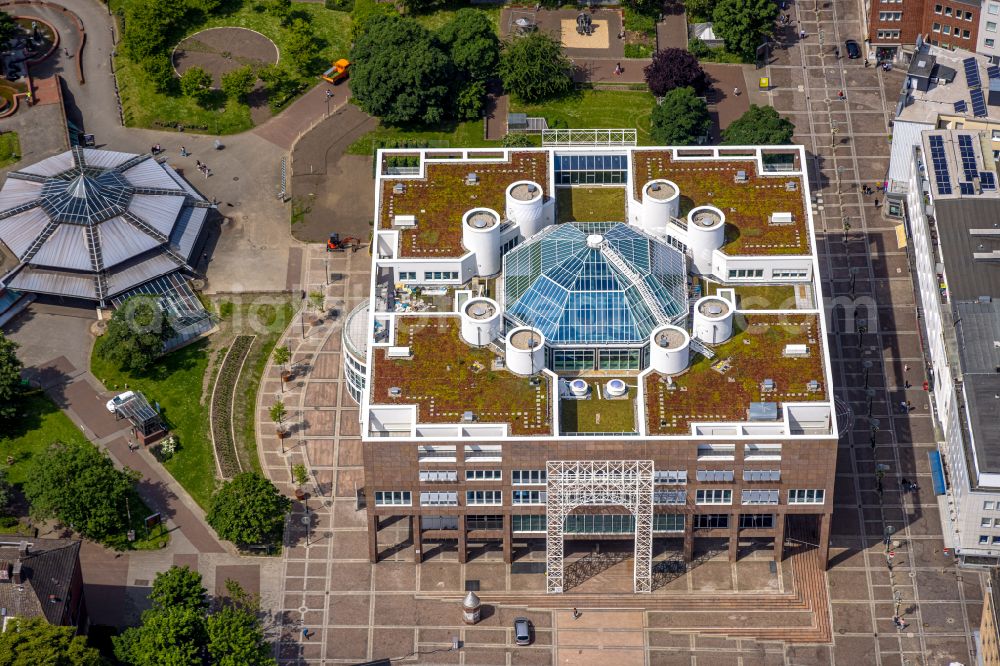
[0, 538, 81, 626]
[896, 43, 997, 125]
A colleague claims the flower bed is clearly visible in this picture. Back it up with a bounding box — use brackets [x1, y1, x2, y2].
[210, 335, 255, 478]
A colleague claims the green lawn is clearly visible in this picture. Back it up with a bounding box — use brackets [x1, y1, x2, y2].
[114, 4, 351, 134]
[510, 89, 657, 145]
[560, 385, 637, 433]
[556, 187, 627, 223]
[0, 132, 20, 169]
[701, 279, 799, 310]
[346, 118, 491, 155]
[92, 341, 216, 509]
[412, 3, 500, 32]
[0, 394, 168, 550]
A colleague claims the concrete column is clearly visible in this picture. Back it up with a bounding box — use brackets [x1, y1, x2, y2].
[683, 519, 694, 562]
[367, 513, 380, 563]
[412, 515, 423, 564]
[773, 513, 785, 563]
[458, 517, 468, 563]
[818, 512, 831, 569]
[503, 514, 512, 564]
[728, 513, 739, 563]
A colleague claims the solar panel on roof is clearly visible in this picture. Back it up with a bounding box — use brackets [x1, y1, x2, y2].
[964, 57, 982, 89]
[955, 100, 968, 113]
[981, 171, 997, 190]
[989, 65, 1000, 79]
[960, 182, 975, 195]
[972, 89, 988, 117]
[928, 135, 953, 196]
[957, 134, 979, 182]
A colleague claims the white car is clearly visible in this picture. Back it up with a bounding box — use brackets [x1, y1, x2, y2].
[106, 391, 135, 413]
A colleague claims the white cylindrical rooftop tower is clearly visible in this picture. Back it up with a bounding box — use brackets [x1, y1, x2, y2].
[692, 296, 734, 345]
[506, 180, 547, 238]
[686, 205, 726, 276]
[460, 297, 502, 347]
[505, 326, 546, 376]
[640, 179, 680, 235]
[462, 208, 502, 276]
[649, 324, 690, 375]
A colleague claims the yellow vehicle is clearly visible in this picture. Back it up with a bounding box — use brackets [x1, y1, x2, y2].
[321, 59, 351, 84]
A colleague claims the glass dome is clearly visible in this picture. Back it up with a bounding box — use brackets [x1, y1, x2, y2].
[503, 222, 687, 344]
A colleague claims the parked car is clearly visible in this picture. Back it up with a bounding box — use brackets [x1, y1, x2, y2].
[513, 617, 533, 646]
[105, 391, 135, 413]
[845, 40, 861, 59]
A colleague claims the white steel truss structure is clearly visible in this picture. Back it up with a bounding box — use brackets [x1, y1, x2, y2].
[541, 129, 638, 146]
[546, 460, 654, 593]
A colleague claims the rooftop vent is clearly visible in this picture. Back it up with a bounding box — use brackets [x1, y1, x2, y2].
[761, 378, 776, 392]
[650, 183, 661, 192]
[527, 184, 537, 194]
[734, 170, 747, 183]
[388, 387, 402, 397]
[708, 303, 723, 315]
[783, 343, 809, 357]
[748, 402, 779, 421]
[461, 411, 476, 423]
[785, 181, 798, 191]
[387, 346, 411, 359]
[466, 172, 479, 185]
[979, 295, 993, 304]
[393, 183, 406, 195]
[11, 561, 21, 585]
[393, 214, 417, 228]
[807, 380, 821, 392]
[769, 212, 794, 226]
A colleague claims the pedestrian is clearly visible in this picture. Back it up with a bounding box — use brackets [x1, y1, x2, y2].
[864, 58, 870, 68]
[835, 47, 840, 58]
[572, 608, 581, 619]
[874, 198, 880, 208]
[733, 87, 741, 96]
[614, 62, 622, 76]
[906, 400, 912, 411]
[800, 29, 806, 38]
[196, 160, 202, 169]
[302, 628, 310, 640]
[180, 145, 188, 157]
[838, 90, 845, 100]
[904, 364, 910, 372]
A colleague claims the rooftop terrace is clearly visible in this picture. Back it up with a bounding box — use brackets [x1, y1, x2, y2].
[371, 317, 552, 436]
[631, 152, 809, 256]
[645, 314, 827, 435]
[379, 152, 549, 258]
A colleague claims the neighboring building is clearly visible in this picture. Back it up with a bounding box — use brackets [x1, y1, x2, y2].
[867, 0, 980, 62]
[981, 568, 1000, 666]
[978, 0, 1000, 60]
[0, 146, 215, 343]
[0, 539, 86, 631]
[898, 127, 1000, 564]
[346, 146, 837, 592]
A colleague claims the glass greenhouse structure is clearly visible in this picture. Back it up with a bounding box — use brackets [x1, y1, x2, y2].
[503, 223, 687, 369]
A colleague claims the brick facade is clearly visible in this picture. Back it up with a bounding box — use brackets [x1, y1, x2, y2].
[868, 0, 980, 49]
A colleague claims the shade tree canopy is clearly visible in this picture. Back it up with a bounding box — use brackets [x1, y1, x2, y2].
[644, 48, 711, 97]
[650, 86, 712, 146]
[95, 296, 174, 373]
[0, 332, 23, 422]
[437, 9, 500, 83]
[722, 104, 795, 145]
[206, 472, 291, 546]
[0, 617, 105, 666]
[500, 32, 574, 103]
[712, 0, 779, 60]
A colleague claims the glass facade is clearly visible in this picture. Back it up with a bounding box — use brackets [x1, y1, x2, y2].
[504, 222, 687, 345]
[554, 154, 628, 184]
[598, 349, 641, 370]
[552, 349, 595, 371]
[510, 513, 685, 533]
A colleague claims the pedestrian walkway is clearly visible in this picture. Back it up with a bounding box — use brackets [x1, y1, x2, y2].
[254, 82, 355, 151]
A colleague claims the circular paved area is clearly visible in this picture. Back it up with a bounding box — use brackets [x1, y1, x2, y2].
[173, 27, 278, 86]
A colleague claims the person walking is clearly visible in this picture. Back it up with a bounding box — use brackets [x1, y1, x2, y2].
[572, 608, 581, 619]
[180, 146, 188, 157]
[733, 87, 741, 96]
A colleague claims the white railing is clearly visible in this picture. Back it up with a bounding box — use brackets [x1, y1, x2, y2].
[542, 128, 637, 146]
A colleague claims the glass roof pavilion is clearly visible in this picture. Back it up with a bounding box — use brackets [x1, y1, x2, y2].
[503, 222, 687, 345]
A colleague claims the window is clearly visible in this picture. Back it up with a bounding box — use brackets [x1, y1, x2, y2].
[553, 154, 628, 185]
[420, 491, 458, 506]
[697, 444, 735, 461]
[742, 489, 780, 505]
[696, 489, 733, 505]
[991, 3, 999, 14]
[744, 469, 781, 482]
[694, 513, 729, 529]
[375, 491, 411, 506]
[991, 39, 999, 47]
[424, 271, 458, 281]
[512, 470, 547, 485]
[943, 25, 951, 34]
[420, 470, 458, 482]
[654, 470, 688, 484]
[772, 269, 809, 279]
[744, 443, 782, 460]
[654, 514, 685, 532]
[982, 535, 991, 544]
[993, 536, 1000, 544]
[788, 489, 826, 504]
[994, 518, 1000, 527]
[467, 514, 503, 530]
[945, 6, 952, 15]
[500, 237, 520, 256]
[935, 3, 942, 11]
[512, 490, 546, 505]
[423, 515, 459, 530]
[740, 514, 775, 529]
[696, 469, 735, 482]
[511, 514, 545, 532]
[464, 444, 501, 462]
[598, 348, 641, 370]
[466, 490, 502, 505]
[565, 514, 635, 533]
[933, 22, 942, 31]
[988, 21, 997, 31]
[552, 349, 595, 371]
[654, 490, 687, 504]
[987, 501, 996, 510]
[727, 268, 764, 279]
[417, 445, 456, 463]
[398, 271, 417, 281]
[965, 11, 973, 20]
[466, 469, 501, 481]
[877, 30, 901, 38]
[878, 10, 902, 19]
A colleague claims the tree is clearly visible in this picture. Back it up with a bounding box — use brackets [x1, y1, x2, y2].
[350, 0, 398, 40]
[207, 606, 275, 666]
[500, 32, 574, 103]
[149, 565, 207, 612]
[650, 86, 711, 146]
[0, 469, 12, 514]
[684, 0, 714, 22]
[712, 0, 778, 60]
[113, 605, 205, 666]
[262, 0, 292, 25]
[284, 19, 316, 74]
[350, 15, 453, 125]
[206, 473, 291, 546]
[272, 345, 290, 372]
[0, 10, 19, 49]
[121, 0, 186, 62]
[643, 48, 711, 97]
[437, 9, 500, 83]
[722, 104, 795, 145]
[95, 296, 174, 372]
[455, 79, 486, 121]
[23, 441, 139, 543]
[0, 332, 23, 421]
[143, 53, 177, 94]
[501, 133, 533, 147]
[269, 400, 287, 432]
[221, 65, 257, 102]
[399, 0, 439, 12]
[0, 617, 105, 666]
[179, 66, 213, 105]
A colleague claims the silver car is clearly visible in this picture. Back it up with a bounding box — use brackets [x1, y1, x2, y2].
[513, 617, 532, 646]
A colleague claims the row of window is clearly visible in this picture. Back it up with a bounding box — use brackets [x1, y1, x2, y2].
[550, 349, 642, 372]
[934, 4, 974, 20]
[772, 269, 809, 279]
[979, 535, 1000, 545]
[876, 30, 900, 40]
[416, 444, 502, 463]
[932, 23, 972, 39]
[878, 11, 902, 20]
[416, 444, 782, 464]
[418, 513, 780, 532]
[728, 268, 764, 279]
[981, 517, 1000, 528]
[420, 468, 782, 486]
[375, 489, 825, 507]
[697, 443, 782, 461]
[397, 271, 459, 282]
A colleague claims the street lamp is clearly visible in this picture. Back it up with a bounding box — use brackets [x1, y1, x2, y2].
[866, 387, 877, 418]
[863, 358, 873, 388]
[325, 89, 333, 116]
